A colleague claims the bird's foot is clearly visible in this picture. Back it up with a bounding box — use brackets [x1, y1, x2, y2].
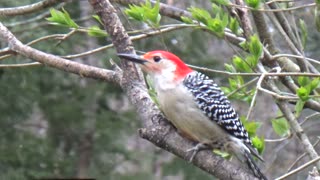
[186, 143, 210, 162]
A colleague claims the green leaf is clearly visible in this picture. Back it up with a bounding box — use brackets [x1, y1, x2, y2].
[220, 87, 231, 95]
[221, 12, 229, 28]
[92, 15, 103, 25]
[213, 149, 231, 159]
[232, 56, 252, 72]
[315, 5, 320, 32]
[298, 76, 310, 87]
[87, 26, 108, 37]
[239, 40, 248, 50]
[189, 7, 212, 25]
[125, 4, 145, 21]
[207, 18, 225, 37]
[245, 0, 260, 9]
[62, 8, 78, 28]
[240, 117, 262, 137]
[297, 86, 310, 101]
[145, 0, 161, 26]
[181, 16, 193, 24]
[228, 78, 238, 90]
[246, 55, 258, 68]
[229, 17, 240, 35]
[224, 63, 236, 73]
[46, 8, 79, 28]
[295, 99, 305, 117]
[211, 0, 230, 5]
[271, 118, 290, 137]
[299, 19, 308, 49]
[125, 0, 161, 27]
[310, 78, 320, 91]
[248, 34, 263, 59]
[252, 136, 264, 154]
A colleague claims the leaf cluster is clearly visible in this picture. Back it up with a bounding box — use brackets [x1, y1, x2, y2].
[295, 77, 320, 117]
[125, 0, 161, 27]
[47, 8, 108, 37]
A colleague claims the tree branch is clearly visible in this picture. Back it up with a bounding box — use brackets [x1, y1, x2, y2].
[0, 0, 65, 16]
[0, 22, 120, 84]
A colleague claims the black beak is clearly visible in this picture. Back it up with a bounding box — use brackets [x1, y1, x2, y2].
[118, 53, 148, 64]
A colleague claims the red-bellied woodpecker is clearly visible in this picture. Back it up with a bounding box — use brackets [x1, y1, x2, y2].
[118, 50, 267, 180]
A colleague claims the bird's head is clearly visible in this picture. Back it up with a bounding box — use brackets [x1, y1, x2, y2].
[118, 50, 193, 81]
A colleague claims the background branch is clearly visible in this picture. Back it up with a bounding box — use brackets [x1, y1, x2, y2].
[0, 0, 65, 16]
[0, 22, 120, 84]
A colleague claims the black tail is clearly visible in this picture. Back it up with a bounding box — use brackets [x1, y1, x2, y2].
[244, 150, 268, 180]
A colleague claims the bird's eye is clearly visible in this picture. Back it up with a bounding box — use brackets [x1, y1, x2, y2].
[153, 56, 161, 62]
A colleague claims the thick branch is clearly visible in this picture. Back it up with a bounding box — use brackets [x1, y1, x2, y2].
[0, 22, 119, 84]
[139, 122, 258, 180]
[234, 0, 252, 39]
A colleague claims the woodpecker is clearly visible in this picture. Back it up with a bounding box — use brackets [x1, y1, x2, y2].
[118, 50, 267, 180]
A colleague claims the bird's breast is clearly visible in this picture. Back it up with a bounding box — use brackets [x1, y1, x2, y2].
[157, 84, 228, 144]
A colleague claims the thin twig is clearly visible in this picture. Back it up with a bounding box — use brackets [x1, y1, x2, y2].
[0, 0, 65, 16]
[62, 25, 188, 59]
[287, 138, 320, 172]
[0, 62, 41, 68]
[0, 34, 65, 61]
[246, 74, 264, 120]
[264, 135, 290, 143]
[272, 54, 320, 66]
[276, 156, 320, 180]
[265, 0, 293, 5]
[229, 3, 315, 12]
[300, 113, 320, 126]
[55, 29, 77, 46]
[227, 77, 259, 98]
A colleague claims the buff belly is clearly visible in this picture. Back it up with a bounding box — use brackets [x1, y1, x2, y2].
[157, 84, 228, 144]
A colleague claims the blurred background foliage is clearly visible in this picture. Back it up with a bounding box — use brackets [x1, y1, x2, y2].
[1, 0, 320, 179]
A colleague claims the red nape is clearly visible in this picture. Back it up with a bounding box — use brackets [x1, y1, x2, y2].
[144, 50, 193, 80]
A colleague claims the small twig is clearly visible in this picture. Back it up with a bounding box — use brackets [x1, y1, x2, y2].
[264, 134, 291, 143]
[229, 3, 315, 12]
[0, 62, 41, 68]
[227, 77, 259, 98]
[272, 54, 320, 66]
[0, 0, 64, 16]
[300, 113, 320, 126]
[246, 74, 265, 120]
[265, 0, 293, 5]
[255, 74, 298, 100]
[0, 34, 65, 61]
[62, 25, 187, 59]
[55, 29, 77, 46]
[0, 25, 187, 61]
[265, 140, 291, 173]
[287, 138, 320, 172]
[276, 156, 320, 180]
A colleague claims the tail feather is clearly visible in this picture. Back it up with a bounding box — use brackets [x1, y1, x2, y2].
[244, 150, 268, 180]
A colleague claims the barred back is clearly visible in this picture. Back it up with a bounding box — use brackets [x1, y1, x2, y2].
[183, 71, 251, 145]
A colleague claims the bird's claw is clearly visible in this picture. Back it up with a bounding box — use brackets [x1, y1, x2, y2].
[186, 143, 209, 162]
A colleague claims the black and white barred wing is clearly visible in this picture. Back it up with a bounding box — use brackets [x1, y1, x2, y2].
[183, 71, 251, 145]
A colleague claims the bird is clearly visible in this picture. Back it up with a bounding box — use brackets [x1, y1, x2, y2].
[118, 50, 267, 180]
